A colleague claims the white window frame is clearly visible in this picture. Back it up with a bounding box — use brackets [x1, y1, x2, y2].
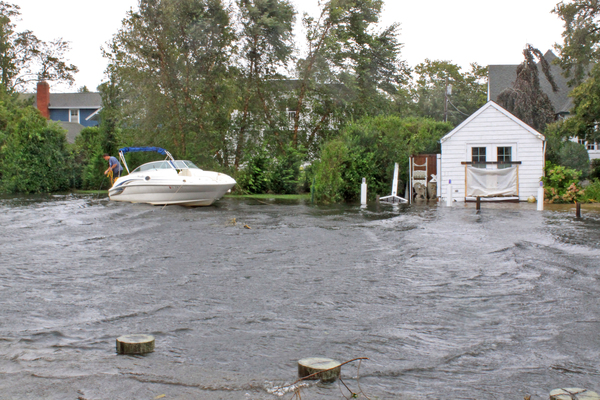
[69, 109, 80, 123]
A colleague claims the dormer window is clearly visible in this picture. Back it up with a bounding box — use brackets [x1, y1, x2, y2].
[70, 109, 79, 123]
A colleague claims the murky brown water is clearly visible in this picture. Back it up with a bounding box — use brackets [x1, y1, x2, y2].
[1, 194, 599, 399]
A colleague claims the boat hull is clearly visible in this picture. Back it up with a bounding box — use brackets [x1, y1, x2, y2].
[109, 181, 235, 206]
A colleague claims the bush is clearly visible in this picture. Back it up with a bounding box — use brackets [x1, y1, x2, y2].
[558, 141, 590, 178]
[0, 107, 72, 193]
[591, 159, 600, 180]
[313, 115, 452, 203]
[235, 150, 271, 194]
[582, 179, 600, 203]
[542, 162, 585, 203]
[313, 139, 348, 203]
[267, 146, 303, 194]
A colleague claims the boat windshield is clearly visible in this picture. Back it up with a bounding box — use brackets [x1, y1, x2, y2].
[172, 160, 201, 169]
[131, 161, 174, 173]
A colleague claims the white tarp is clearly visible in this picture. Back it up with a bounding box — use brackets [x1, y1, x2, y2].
[466, 166, 518, 197]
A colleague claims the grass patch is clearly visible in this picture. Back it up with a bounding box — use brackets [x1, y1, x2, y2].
[226, 193, 310, 200]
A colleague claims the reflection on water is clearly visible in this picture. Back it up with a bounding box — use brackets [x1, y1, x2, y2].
[1, 194, 599, 399]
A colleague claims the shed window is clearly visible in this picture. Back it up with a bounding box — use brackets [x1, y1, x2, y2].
[497, 147, 512, 169]
[472, 147, 486, 168]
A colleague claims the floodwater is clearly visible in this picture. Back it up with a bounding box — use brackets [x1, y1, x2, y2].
[1, 194, 600, 400]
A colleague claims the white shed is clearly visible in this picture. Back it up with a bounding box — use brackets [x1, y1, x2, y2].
[439, 101, 545, 202]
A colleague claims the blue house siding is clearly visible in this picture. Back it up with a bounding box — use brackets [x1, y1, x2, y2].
[50, 109, 69, 122]
[48, 108, 99, 126]
[80, 109, 99, 127]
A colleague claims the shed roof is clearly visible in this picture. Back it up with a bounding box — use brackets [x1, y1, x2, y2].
[440, 101, 545, 143]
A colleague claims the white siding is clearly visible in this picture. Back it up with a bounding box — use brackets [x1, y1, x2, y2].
[440, 104, 544, 201]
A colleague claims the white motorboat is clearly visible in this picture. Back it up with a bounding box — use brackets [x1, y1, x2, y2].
[108, 147, 236, 206]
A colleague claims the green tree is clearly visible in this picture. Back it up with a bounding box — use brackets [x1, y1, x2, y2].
[106, 0, 236, 166]
[292, 0, 409, 152]
[553, 0, 600, 85]
[496, 45, 558, 132]
[233, 0, 296, 167]
[411, 60, 487, 126]
[0, 1, 78, 91]
[559, 62, 600, 144]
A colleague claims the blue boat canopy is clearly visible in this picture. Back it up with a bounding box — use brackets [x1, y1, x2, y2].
[119, 147, 169, 155]
[118, 147, 174, 174]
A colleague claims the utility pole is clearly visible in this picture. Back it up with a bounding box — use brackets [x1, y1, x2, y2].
[444, 76, 449, 123]
[443, 77, 453, 123]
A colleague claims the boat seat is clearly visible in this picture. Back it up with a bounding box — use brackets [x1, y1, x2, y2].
[178, 169, 192, 176]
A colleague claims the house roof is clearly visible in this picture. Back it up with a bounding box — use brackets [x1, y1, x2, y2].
[54, 121, 84, 144]
[21, 92, 102, 109]
[46, 92, 102, 109]
[488, 50, 573, 115]
[440, 101, 545, 143]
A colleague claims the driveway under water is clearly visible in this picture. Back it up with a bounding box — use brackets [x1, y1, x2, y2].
[1, 195, 599, 400]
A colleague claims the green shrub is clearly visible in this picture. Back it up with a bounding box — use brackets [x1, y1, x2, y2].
[542, 162, 585, 203]
[235, 150, 271, 194]
[312, 115, 452, 203]
[267, 146, 303, 194]
[313, 139, 348, 203]
[0, 108, 72, 193]
[558, 141, 590, 178]
[582, 179, 600, 203]
[591, 159, 600, 180]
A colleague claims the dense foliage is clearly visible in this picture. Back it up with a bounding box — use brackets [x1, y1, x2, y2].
[553, 0, 600, 85]
[312, 115, 452, 203]
[542, 162, 585, 203]
[0, 97, 72, 193]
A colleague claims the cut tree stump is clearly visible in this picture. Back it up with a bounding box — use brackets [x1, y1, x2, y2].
[550, 388, 600, 400]
[116, 334, 155, 355]
[298, 357, 341, 383]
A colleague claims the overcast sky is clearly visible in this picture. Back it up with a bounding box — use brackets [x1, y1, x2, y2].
[16, 0, 565, 93]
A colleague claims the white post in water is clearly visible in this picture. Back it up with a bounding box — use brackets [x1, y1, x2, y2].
[391, 163, 399, 197]
[446, 179, 453, 207]
[361, 177, 367, 205]
[537, 181, 544, 211]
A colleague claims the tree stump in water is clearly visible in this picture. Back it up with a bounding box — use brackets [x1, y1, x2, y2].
[116, 334, 155, 355]
[298, 357, 341, 383]
[550, 388, 600, 400]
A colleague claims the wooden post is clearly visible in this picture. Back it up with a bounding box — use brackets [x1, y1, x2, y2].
[576, 202, 581, 218]
[464, 164, 467, 201]
[516, 165, 520, 199]
[116, 334, 155, 355]
[298, 357, 341, 383]
[476, 196, 481, 211]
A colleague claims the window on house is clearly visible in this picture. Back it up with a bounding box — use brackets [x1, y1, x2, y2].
[587, 142, 597, 151]
[70, 109, 79, 123]
[497, 147, 512, 169]
[472, 147, 486, 168]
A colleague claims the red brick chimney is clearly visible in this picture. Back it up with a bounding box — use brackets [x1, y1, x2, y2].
[36, 81, 50, 119]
